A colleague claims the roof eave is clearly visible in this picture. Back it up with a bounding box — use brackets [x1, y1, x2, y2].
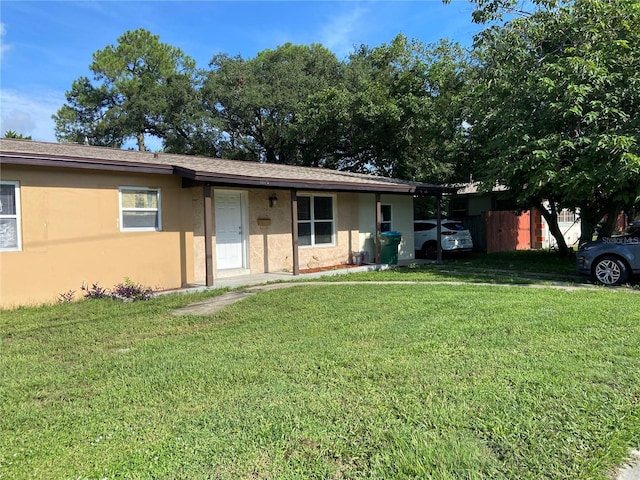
[1, 148, 458, 196]
[415, 185, 459, 195]
[0, 153, 173, 175]
[178, 169, 427, 194]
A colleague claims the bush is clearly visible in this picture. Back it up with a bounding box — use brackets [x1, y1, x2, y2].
[81, 282, 110, 299]
[110, 278, 154, 301]
[56, 290, 76, 303]
[81, 278, 154, 302]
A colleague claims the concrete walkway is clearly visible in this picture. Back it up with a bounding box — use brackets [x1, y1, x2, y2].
[172, 278, 604, 316]
[616, 450, 640, 480]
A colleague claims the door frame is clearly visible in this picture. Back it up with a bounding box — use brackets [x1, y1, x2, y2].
[214, 189, 249, 273]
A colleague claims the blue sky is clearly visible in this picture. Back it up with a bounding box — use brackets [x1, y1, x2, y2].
[0, 1, 481, 144]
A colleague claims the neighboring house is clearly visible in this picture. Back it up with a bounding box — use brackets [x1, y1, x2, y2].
[541, 206, 581, 250]
[449, 182, 580, 253]
[0, 139, 455, 308]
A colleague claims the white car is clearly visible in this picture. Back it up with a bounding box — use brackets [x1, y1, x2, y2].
[414, 219, 473, 259]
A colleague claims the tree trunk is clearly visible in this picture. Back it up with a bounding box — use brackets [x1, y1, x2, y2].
[534, 200, 570, 256]
[596, 203, 623, 239]
[265, 147, 277, 164]
[137, 132, 146, 152]
[579, 214, 595, 246]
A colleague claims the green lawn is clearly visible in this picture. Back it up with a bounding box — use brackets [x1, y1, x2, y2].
[1, 281, 639, 479]
[328, 250, 640, 288]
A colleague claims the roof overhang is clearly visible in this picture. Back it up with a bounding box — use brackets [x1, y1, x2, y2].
[177, 168, 447, 194]
[0, 152, 173, 175]
[1, 139, 458, 196]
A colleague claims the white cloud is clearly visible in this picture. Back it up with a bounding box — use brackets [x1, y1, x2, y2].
[319, 6, 369, 58]
[0, 89, 64, 142]
[0, 23, 10, 61]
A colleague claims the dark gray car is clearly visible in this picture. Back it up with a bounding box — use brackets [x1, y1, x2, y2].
[577, 222, 640, 285]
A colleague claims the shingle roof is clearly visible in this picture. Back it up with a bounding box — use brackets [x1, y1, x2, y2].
[0, 139, 457, 195]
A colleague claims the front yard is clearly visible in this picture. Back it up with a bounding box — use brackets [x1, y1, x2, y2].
[1, 267, 639, 478]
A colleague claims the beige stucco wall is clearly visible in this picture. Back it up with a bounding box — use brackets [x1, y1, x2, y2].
[191, 188, 363, 282]
[249, 190, 361, 271]
[1, 165, 417, 308]
[247, 189, 294, 273]
[0, 165, 195, 308]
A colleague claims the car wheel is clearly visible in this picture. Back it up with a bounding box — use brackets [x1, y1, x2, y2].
[593, 255, 629, 285]
[422, 242, 437, 260]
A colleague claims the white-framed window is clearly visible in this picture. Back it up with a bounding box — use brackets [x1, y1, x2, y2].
[381, 204, 392, 232]
[297, 194, 335, 246]
[0, 181, 21, 251]
[119, 187, 162, 231]
[558, 209, 577, 223]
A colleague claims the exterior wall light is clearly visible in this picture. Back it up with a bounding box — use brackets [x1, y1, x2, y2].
[269, 193, 278, 208]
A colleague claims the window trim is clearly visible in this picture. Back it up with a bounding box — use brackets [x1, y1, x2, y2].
[557, 209, 577, 223]
[119, 186, 162, 232]
[297, 193, 336, 247]
[381, 204, 392, 232]
[0, 181, 22, 251]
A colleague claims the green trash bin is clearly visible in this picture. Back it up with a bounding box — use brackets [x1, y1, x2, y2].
[380, 231, 402, 265]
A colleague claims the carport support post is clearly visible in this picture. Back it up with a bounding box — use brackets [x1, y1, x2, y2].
[436, 192, 443, 264]
[204, 184, 214, 286]
[375, 193, 382, 263]
[291, 189, 300, 275]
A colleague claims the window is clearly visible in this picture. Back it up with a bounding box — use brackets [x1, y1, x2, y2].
[119, 187, 161, 231]
[381, 205, 392, 232]
[0, 181, 21, 251]
[297, 195, 334, 246]
[557, 209, 577, 223]
[450, 198, 468, 218]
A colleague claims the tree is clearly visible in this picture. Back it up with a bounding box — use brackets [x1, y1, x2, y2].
[202, 43, 341, 165]
[468, 0, 640, 253]
[444, 0, 560, 24]
[3, 131, 32, 140]
[53, 28, 203, 152]
[310, 35, 472, 181]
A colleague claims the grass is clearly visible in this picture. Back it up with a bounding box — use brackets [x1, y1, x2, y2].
[446, 250, 579, 274]
[1, 279, 639, 479]
[321, 250, 608, 286]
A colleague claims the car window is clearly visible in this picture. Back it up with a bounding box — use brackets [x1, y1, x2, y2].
[414, 222, 436, 232]
[442, 222, 466, 231]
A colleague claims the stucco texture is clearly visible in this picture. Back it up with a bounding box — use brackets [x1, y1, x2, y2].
[0, 166, 195, 308]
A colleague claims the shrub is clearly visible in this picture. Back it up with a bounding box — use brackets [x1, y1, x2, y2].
[80, 278, 155, 302]
[110, 278, 154, 301]
[56, 290, 76, 303]
[81, 282, 110, 299]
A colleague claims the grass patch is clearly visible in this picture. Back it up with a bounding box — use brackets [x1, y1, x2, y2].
[322, 250, 590, 285]
[1, 283, 639, 479]
[449, 250, 579, 274]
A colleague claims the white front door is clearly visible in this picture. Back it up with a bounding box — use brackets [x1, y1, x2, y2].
[215, 190, 246, 270]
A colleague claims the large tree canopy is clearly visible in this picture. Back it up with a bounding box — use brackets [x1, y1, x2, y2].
[326, 35, 471, 180]
[53, 28, 202, 151]
[202, 43, 342, 165]
[468, 0, 640, 252]
[445, 0, 561, 23]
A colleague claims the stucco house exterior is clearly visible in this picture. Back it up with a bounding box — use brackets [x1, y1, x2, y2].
[0, 139, 455, 308]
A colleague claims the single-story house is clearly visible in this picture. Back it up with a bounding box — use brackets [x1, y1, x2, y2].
[0, 138, 455, 308]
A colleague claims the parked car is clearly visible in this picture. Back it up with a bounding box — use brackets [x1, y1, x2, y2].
[576, 221, 640, 285]
[414, 219, 473, 259]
